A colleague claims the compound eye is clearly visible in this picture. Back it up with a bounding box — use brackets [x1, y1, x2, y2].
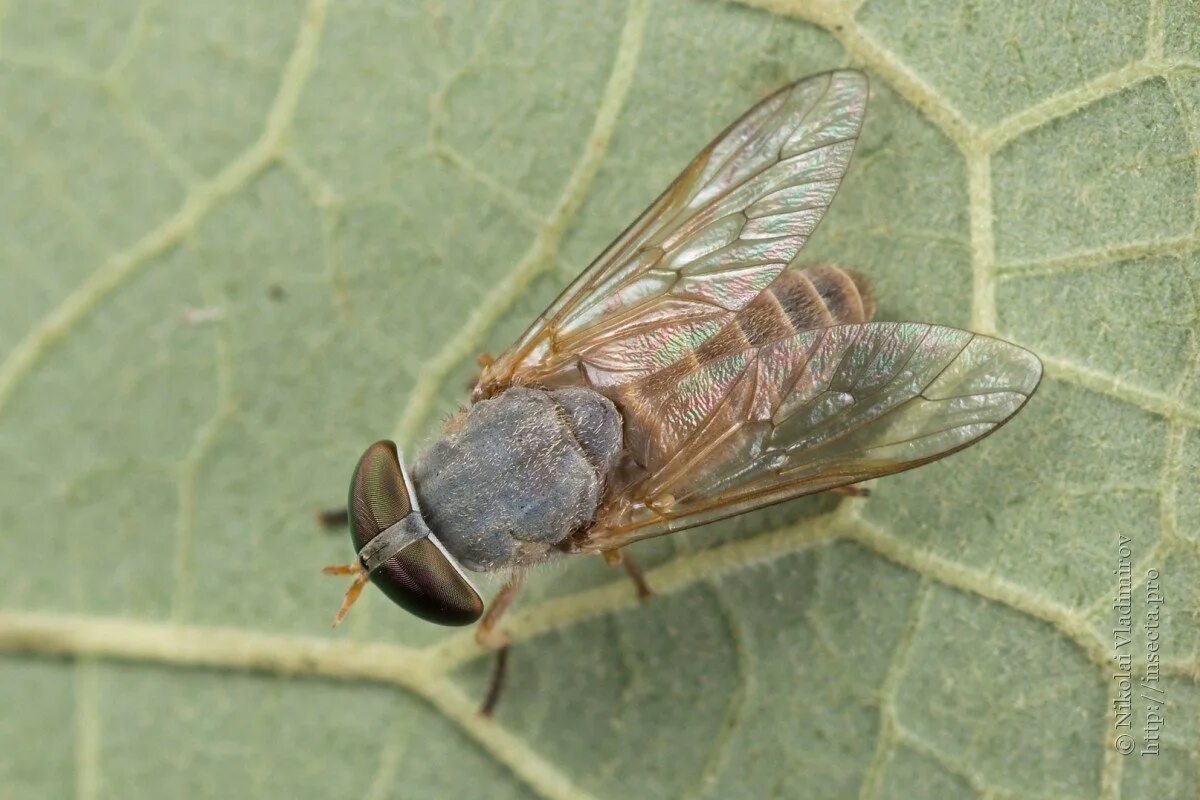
[349, 441, 483, 626]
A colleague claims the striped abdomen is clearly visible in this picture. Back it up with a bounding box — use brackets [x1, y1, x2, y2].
[613, 264, 875, 471]
[692, 263, 875, 363]
[734, 263, 878, 343]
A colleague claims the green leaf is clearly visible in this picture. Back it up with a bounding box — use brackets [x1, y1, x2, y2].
[1, 1, 1197, 798]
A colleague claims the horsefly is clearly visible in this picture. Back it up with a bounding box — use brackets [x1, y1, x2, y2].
[321, 70, 1042, 715]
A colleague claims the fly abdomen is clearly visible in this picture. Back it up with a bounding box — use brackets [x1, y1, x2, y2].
[694, 263, 875, 361]
[764, 263, 875, 331]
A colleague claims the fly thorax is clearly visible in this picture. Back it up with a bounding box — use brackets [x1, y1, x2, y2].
[412, 386, 623, 571]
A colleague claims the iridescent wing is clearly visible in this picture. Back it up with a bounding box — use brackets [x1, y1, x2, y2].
[568, 323, 1042, 552]
[469, 70, 1041, 553]
[476, 70, 869, 398]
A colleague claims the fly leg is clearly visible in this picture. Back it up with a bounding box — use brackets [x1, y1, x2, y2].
[830, 484, 870, 498]
[476, 572, 525, 717]
[315, 508, 349, 529]
[602, 548, 653, 599]
[479, 646, 510, 718]
[466, 352, 496, 393]
[476, 572, 525, 649]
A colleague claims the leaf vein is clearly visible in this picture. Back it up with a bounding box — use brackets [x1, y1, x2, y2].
[0, 0, 330, 418]
[391, 0, 650, 449]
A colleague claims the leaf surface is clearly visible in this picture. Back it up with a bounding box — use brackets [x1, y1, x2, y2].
[1, 1, 1197, 798]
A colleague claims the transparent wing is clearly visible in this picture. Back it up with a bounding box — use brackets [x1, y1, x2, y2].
[572, 323, 1042, 552]
[476, 70, 869, 397]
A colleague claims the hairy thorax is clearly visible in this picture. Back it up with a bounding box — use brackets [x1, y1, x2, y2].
[412, 386, 623, 571]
